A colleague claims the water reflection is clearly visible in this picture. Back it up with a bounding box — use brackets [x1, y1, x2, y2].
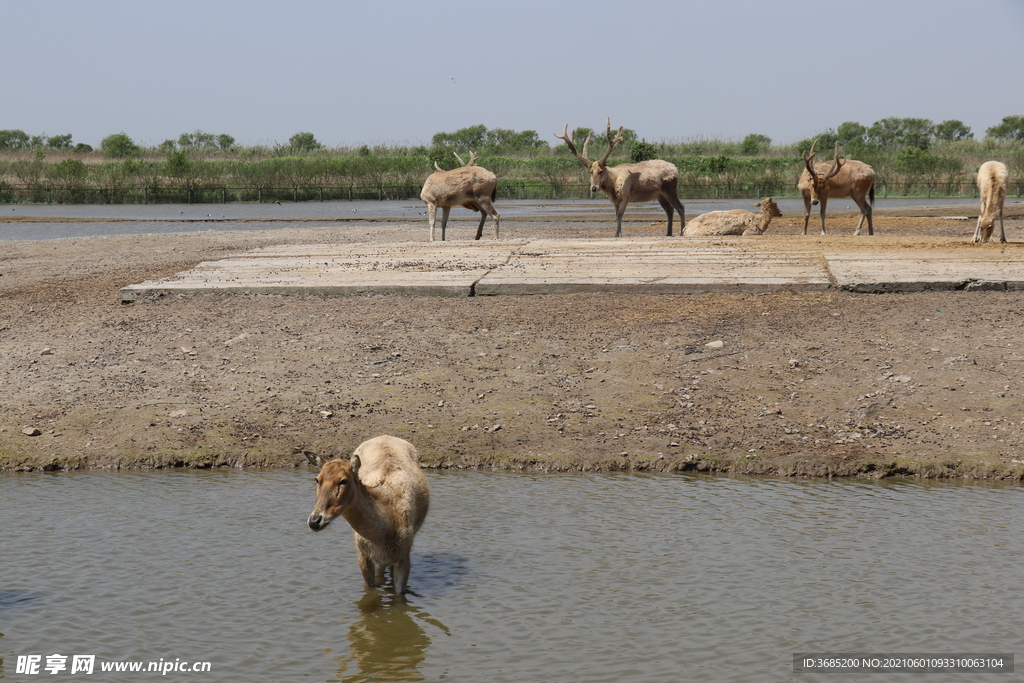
[335, 591, 449, 682]
[0, 590, 42, 613]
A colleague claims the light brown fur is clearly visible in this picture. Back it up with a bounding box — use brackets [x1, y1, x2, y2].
[798, 140, 876, 235]
[556, 118, 685, 237]
[683, 198, 782, 236]
[420, 152, 500, 241]
[972, 161, 1009, 243]
[307, 435, 430, 594]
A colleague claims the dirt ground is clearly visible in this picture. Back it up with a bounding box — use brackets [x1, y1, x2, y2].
[4, 202, 1024, 479]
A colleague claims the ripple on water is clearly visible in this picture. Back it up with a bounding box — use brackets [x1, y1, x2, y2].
[2, 470, 1022, 683]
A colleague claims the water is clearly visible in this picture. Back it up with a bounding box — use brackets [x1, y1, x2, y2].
[1, 470, 1021, 682]
[0, 197, 986, 241]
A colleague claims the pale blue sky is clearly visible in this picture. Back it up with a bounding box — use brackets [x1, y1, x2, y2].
[4, 0, 1023, 148]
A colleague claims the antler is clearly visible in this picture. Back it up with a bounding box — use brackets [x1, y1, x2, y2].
[598, 117, 624, 166]
[802, 139, 818, 174]
[453, 151, 479, 167]
[823, 141, 844, 180]
[555, 124, 593, 169]
[803, 139, 844, 179]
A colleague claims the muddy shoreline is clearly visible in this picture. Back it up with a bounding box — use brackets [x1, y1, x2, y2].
[3, 208, 1024, 479]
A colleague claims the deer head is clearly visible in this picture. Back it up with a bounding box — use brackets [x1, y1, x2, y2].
[556, 117, 624, 193]
[307, 456, 362, 531]
[802, 139, 844, 205]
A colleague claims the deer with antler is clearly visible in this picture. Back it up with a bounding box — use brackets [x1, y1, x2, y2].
[798, 140, 876, 235]
[420, 151, 500, 241]
[555, 118, 686, 237]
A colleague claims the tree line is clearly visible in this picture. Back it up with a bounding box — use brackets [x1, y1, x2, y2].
[1, 117, 1022, 204]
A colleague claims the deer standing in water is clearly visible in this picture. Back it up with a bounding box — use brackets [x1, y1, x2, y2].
[307, 435, 430, 595]
[555, 118, 686, 237]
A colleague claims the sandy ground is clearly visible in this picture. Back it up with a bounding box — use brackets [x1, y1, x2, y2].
[4, 202, 1024, 478]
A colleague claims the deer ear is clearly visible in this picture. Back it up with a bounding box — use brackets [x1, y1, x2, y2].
[350, 455, 361, 477]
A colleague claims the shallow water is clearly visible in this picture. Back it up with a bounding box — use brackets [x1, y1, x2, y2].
[1, 470, 1021, 682]
[0, 197, 986, 241]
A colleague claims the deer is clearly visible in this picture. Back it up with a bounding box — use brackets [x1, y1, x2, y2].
[555, 118, 686, 237]
[420, 151, 500, 241]
[306, 435, 430, 595]
[683, 198, 783, 236]
[972, 161, 1009, 243]
[798, 140, 876, 235]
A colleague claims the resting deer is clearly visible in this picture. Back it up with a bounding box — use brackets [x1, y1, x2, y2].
[555, 118, 686, 237]
[798, 140, 876, 235]
[306, 435, 430, 595]
[972, 161, 1009, 243]
[683, 198, 782, 236]
[420, 151, 500, 241]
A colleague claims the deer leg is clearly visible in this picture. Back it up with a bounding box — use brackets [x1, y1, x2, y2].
[427, 203, 438, 242]
[614, 199, 629, 238]
[818, 199, 829, 235]
[802, 196, 812, 235]
[853, 197, 874, 236]
[972, 214, 983, 242]
[999, 208, 1006, 243]
[476, 197, 500, 239]
[357, 547, 378, 588]
[672, 196, 686, 234]
[473, 210, 487, 240]
[440, 207, 451, 242]
[392, 556, 412, 594]
[658, 198, 674, 236]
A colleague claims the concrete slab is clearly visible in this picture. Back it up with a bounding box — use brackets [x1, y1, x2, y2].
[476, 240, 829, 294]
[826, 251, 1024, 292]
[117, 238, 1024, 300]
[118, 241, 523, 300]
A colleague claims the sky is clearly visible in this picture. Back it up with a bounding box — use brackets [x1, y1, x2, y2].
[3, 0, 1024, 149]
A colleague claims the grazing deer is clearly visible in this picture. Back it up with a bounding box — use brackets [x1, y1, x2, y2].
[306, 435, 430, 595]
[683, 198, 782, 236]
[420, 151, 500, 241]
[798, 140, 876, 235]
[555, 118, 686, 237]
[972, 161, 1009, 243]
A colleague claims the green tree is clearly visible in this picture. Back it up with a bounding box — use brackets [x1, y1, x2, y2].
[739, 134, 771, 156]
[934, 120, 973, 142]
[795, 129, 840, 156]
[0, 129, 30, 150]
[164, 150, 191, 178]
[431, 124, 487, 150]
[986, 115, 1024, 141]
[178, 130, 217, 149]
[46, 134, 74, 150]
[865, 117, 935, 151]
[47, 158, 88, 189]
[288, 131, 322, 153]
[893, 147, 963, 177]
[100, 132, 141, 158]
[217, 134, 235, 151]
[483, 128, 545, 154]
[73, 143, 93, 153]
[630, 139, 657, 162]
